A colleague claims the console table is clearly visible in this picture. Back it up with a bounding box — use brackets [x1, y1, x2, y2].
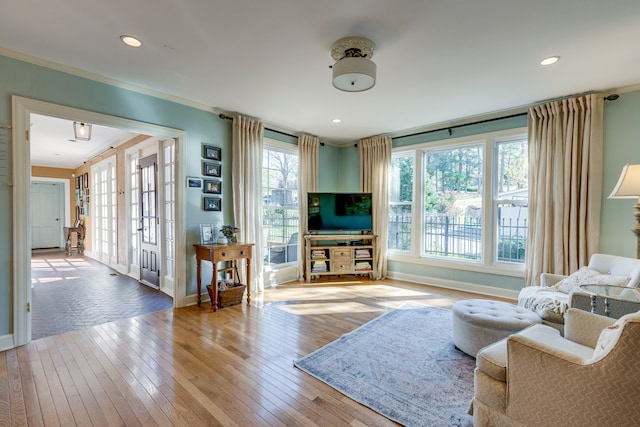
[194, 242, 254, 311]
[63, 226, 85, 255]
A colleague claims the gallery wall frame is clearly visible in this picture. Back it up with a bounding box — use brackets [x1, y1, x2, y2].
[203, 196, 222, 211]
[187, 176, 203, 188]
[202, 179, 221, 194]
[203, 144, 222, 161]
[202, 161, 221, 177]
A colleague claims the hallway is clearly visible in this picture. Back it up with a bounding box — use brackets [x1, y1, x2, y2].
[31, 251, 173, 340]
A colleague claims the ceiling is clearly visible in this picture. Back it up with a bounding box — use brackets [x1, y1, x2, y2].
[3, 0, 640, 156]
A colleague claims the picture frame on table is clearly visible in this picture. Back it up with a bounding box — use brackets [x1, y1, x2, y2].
[202, 179, 221, 194]
[199, 224, 215, 244]
[186, 176, 203, 188]
[203, 145, 222, 161]
[202, 161, 221, 177]
[203, 196, 222, 211]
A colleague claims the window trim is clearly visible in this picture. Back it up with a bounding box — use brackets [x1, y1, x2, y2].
[389, 127, 527, 275]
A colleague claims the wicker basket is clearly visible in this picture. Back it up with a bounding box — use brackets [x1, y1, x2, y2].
[207, 283, 246, 308]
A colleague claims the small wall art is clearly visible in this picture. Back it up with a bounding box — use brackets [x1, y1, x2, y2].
[203, 144, 222, 161]
[203, 196, 222, 211]
[186, 176, 203, 188]
[202, 179, 221, 194]
[203, 161, 221, 177]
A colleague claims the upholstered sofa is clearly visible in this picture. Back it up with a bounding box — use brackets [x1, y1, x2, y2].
[517, 253, 640, 331]
[472, 308, 640, 426]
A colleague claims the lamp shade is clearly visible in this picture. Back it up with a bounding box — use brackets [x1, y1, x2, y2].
[332, 57, 376, 92]
[609, 164, 640, 198]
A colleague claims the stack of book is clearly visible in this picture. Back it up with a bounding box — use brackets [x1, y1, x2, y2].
[311, 249, 327, 259]
[355, 249, 370, 258]
[312, 260, 328, 272]
[355, 261, 372, 271]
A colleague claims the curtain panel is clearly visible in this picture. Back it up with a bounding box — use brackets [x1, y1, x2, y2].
[232, 115, 265, 292]
[358, 135, 392, 279]
[525, 94, 604, 285]
[297, 134, 320, 280]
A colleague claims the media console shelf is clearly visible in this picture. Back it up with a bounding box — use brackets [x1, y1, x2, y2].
[304, 234, 377, 282]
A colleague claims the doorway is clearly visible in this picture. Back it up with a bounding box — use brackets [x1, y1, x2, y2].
[12, 96, 187, 346]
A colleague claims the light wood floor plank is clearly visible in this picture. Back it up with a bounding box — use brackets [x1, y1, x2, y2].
[1, 277, 506, 426]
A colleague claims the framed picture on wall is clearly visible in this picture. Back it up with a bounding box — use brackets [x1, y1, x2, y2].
[83, 172, 88, 189]
[202, 179, 221, 194]
[203, 145, 222, 161]
[186, 176, 202, 188]
[75, 176, 81, 189]
[202, 161, 221, 177]
[203, 196, 222, 211]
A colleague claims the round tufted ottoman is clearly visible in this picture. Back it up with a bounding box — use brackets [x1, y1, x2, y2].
[452, 299, 542, 357]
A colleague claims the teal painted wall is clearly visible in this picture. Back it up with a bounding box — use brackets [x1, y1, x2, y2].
[600, 90, 640, 257]
[0, 55, 231, 336]
[1, 51, 639, 337]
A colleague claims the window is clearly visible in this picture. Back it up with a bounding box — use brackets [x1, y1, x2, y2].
[263, 139, 299, 267]
[388, 129, 528, 269]
[389, 152, 414, 251]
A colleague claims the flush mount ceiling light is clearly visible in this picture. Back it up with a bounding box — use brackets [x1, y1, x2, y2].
[73, 121, 92, 141]
[120, 35, 142, 47]
[330, 36, 376, 92]
[540, 56, 560, 66]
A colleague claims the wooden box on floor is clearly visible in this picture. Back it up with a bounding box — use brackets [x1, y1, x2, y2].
[207, 283, 246, 308]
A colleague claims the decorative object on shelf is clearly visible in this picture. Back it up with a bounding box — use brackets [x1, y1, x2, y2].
[609, 163, 640, 258]
[186, 176, 202, 188]
[330, 36, 376, 92]
[203, 144, 222, 161]
[217, 236, 228, 245]
[203, 196, 221, 211]
[203, 179, 221, 194]
[220, 224, 239, 242]
[203, 161, 221, 177]
[73, 121, 92, 141]
[199, 224, 214, 244]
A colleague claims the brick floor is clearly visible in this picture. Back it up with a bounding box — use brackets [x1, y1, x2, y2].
[31, 251, 173, 340]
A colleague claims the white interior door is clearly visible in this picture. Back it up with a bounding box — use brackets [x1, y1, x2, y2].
[31, 181, 63, 249]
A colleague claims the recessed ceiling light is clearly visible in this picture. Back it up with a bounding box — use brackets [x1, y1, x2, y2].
[120, 35, 142, 48]
[332, 118, 342, 123]
[540, 56, 560, 66]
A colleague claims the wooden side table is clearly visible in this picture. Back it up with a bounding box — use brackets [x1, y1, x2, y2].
[194, 242, 254, 311]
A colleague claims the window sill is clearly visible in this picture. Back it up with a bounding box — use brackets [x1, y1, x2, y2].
[386, 252, 524, 278]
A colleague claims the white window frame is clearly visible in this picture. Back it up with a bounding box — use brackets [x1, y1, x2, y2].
[387, 127, 527, 277]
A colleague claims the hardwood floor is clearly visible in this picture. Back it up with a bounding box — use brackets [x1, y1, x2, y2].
[1, 277, 508, 426]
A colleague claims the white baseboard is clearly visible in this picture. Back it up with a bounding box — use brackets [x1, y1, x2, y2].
[387, 271, 519, 301]
[0, 334, 14, 352]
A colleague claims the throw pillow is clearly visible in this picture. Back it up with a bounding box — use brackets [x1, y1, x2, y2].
[553, 267, 631, 294]
[592, 323, 621, 360]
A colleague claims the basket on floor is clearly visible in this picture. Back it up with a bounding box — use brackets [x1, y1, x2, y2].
[207, 283, 246, 308]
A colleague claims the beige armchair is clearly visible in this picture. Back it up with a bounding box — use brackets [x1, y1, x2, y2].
[518, 253, 640, 331]
[472, 308, 640, 426]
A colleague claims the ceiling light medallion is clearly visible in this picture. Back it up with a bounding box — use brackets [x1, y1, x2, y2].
[120, 35, 142, 47]
[330, 36, 376, 92]
[73, 121, 92, 141]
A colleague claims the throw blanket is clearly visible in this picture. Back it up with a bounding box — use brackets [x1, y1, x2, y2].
[518, 286, 569, 315]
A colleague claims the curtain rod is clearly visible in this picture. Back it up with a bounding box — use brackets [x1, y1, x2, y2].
[218, 113, 297, 139]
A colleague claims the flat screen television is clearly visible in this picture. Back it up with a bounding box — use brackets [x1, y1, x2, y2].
[307, 192, 373, 234]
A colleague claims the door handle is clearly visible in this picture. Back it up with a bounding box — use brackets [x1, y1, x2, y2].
[56, 218, 59, 221]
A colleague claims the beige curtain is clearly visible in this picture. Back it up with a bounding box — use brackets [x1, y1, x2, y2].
[297, 134, 320, 280]
[358, 135, 392, 279]
[525, 94, 604, 285]
[232, 114, 265, 293]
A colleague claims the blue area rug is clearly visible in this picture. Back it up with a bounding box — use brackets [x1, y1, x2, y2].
[294, 303, 474, 426]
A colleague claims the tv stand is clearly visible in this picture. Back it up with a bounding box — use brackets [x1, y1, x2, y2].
[304, 234, 377, 282]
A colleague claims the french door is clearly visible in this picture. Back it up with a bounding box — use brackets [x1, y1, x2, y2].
[92, 157, 117, 267]
[139, 154, 160, 288]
